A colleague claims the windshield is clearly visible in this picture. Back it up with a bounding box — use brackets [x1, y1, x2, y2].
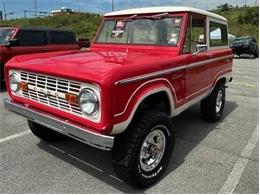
[0, 28, 15, 45]
[96, 16, 183, 46]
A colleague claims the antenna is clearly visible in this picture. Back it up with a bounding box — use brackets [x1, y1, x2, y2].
[112, 0, 114, 11]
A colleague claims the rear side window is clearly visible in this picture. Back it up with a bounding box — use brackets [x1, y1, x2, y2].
[49, 31, 76, 44]
[209, 21, 228, 47]
[17, 30, 47, 46]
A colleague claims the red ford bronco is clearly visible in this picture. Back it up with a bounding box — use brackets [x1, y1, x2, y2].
[0, 27, 89, 91]
[4, 7, 233, 188]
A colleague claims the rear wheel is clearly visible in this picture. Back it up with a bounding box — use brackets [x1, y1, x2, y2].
[201, 81, 226, 122]
[252, 49, 256, 59]
[112, 110, 174, 188]
[28, 120, 66, 142]
[255, 48, 259, 58]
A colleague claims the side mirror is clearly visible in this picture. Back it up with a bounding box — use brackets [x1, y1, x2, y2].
[6, 39, 19, 47]
[78, 38, 90, 48]
[192, 44, 208, 56]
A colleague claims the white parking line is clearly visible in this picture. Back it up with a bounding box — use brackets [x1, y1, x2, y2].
[219, 125, 259, 194]
[0, 130, 31, 143]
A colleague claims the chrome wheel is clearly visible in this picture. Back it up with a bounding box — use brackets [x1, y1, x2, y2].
[216, 89, 223, 113]
[139, 126, 166, 172]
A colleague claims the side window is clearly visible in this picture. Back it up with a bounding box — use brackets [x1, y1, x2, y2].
[209, 21, 228, 47]
[191, 15, 206, 53]
[183, 15, 206, 53]
[49, 31, 76, 44]
[17, 30, 47, 46]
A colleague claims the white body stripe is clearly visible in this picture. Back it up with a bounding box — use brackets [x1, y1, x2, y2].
[111, 70, 232, 134]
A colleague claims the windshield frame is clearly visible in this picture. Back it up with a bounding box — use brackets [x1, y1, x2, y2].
[94, 13, 185, 48]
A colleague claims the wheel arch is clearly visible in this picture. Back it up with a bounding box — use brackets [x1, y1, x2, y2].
[112, 81, 175, 134]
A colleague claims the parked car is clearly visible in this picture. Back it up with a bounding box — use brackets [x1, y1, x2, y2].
[0, 27, 89, 90]
[4, 7, 233, 188]
[231, 36, 259, 58]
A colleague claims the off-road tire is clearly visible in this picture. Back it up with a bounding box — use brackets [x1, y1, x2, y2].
[200, 81, 226, 122]
[28, 120, 66, 142]
[112, 110, 174, 188]
[252, 49, 256, 59]
[255, 48, 259, 58]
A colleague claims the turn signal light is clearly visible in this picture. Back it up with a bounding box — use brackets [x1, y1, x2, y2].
[65, 93, 78, 104]
[20, 82, 28, 91]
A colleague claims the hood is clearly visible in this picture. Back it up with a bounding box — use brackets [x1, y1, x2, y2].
[6, 48, 179, 85]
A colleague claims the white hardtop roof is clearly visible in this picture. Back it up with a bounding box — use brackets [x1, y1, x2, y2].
[104, 6, 227, 21]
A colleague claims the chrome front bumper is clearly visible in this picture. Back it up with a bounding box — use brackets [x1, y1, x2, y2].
[4, 98, 114, 151]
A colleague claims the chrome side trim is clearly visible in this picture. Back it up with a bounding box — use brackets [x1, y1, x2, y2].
[4, 98, 114, 151]
[115, 55, 233, 85]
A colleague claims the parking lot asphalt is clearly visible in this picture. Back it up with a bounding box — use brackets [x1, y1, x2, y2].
[0, 58, 258, 193]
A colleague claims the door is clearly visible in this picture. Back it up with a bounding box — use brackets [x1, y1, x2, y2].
[183, 14, 211, 100]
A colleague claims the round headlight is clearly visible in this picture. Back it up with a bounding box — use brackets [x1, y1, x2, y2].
[10, 73, 20, 92]
[79, 88, 99, 116]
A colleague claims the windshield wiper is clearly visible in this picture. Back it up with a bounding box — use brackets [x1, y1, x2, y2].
[144, 12, 169, 20]
[123, 12, 168, 22]
[123, 14, 138, 21]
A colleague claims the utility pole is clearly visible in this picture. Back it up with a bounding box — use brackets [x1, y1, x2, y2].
[34, 0, 37, 17]
[3, 0, 6, 20]
[244, 0, 247, 12]
[112, 0, 114, 11]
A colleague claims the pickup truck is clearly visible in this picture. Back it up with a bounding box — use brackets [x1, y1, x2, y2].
[231, 36, 259, 58]
[4, 7, 233, 188]
[0, 27, 89, 90]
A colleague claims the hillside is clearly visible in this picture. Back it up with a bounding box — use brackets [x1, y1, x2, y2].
[213, 6, 259, 43]
[0, 6, 259, 42]
[0, 13, 102, 40]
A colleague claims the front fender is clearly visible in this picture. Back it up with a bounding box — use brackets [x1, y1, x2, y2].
[112, 79, 175, 134]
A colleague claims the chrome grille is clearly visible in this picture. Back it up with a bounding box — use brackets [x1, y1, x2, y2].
[20, 71, 83, 116]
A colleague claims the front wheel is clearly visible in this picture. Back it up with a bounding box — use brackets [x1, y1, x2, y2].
[112, 110, 174, 188]
[201, 82, 226, 122]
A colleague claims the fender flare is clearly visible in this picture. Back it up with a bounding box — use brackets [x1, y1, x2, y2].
[112, 79, 176, 134]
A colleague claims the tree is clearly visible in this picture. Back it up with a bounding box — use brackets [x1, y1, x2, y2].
[217, 3, 232, 11]
[238, 6, 259, 25]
